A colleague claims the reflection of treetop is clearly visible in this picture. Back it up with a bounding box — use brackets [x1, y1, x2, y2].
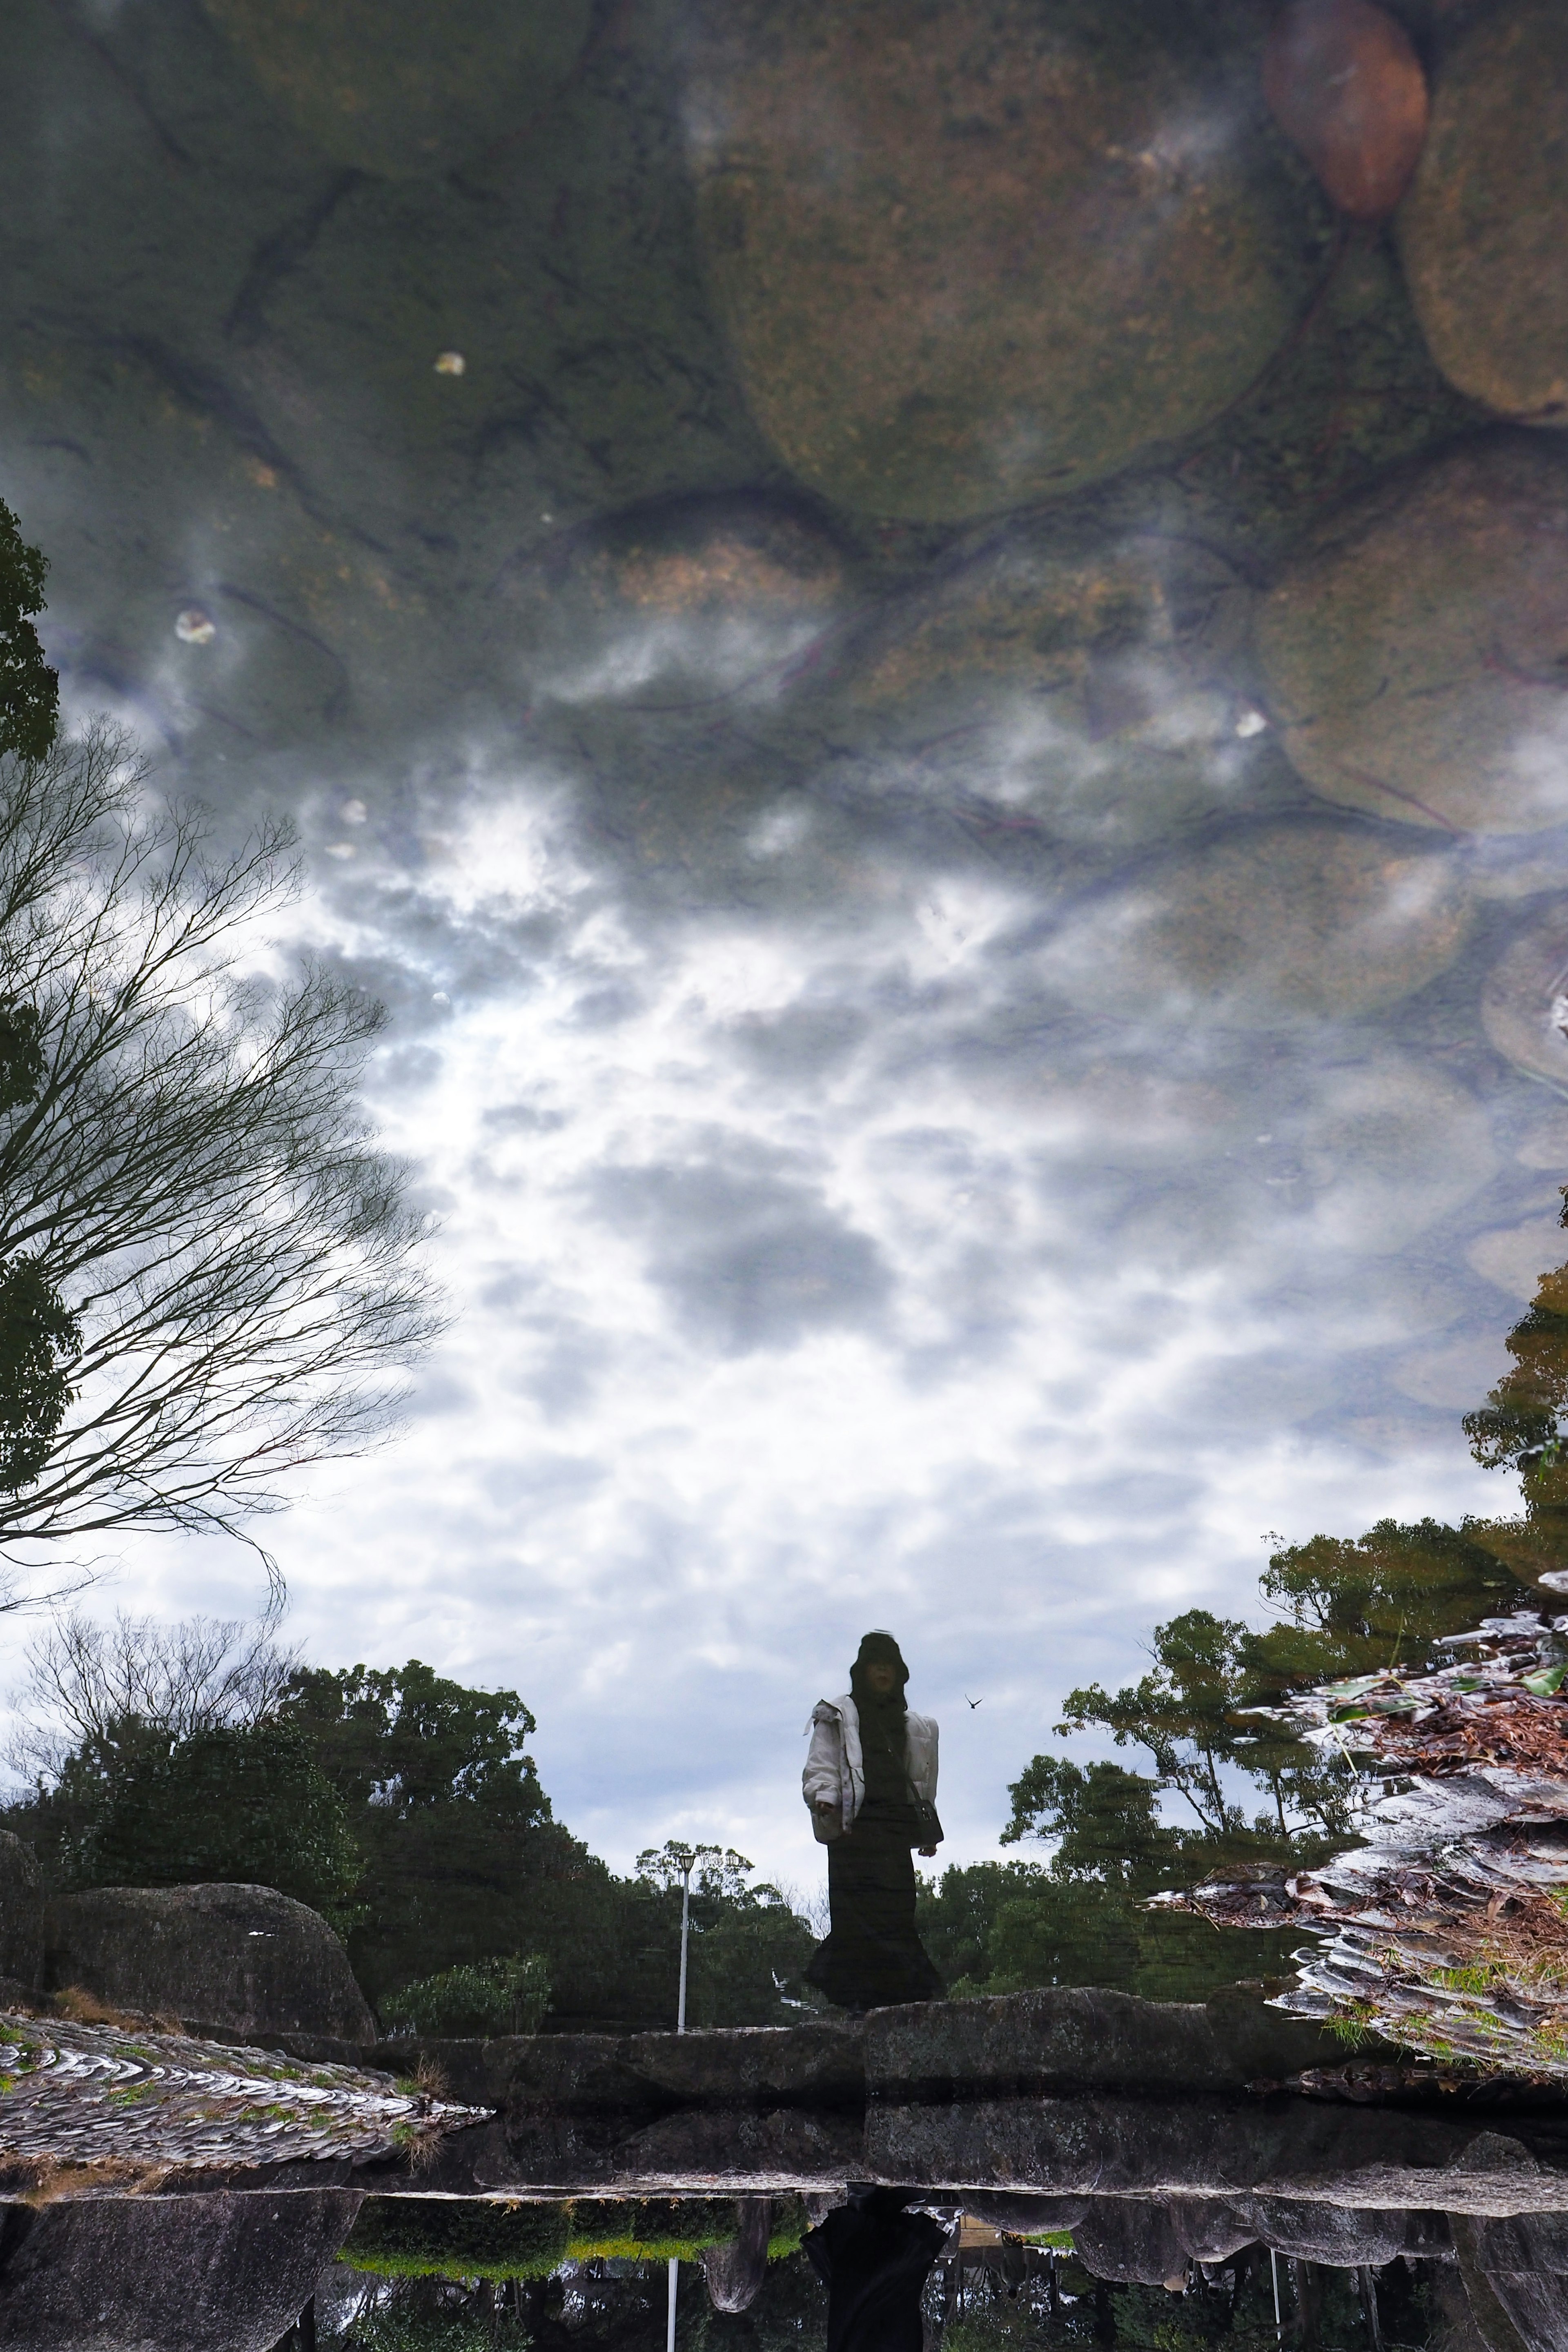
[0, 718, 442, 1587]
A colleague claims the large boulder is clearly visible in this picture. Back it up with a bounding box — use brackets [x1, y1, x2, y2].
[0, 1831, 42, 1999]
[44, 1884, 376, 2048]
[686, 0, 1325, 520]
[0, 2189, 361, 2352]
[1398, 0, 1568, 426]
[1256, 433, 1568, 833]
[814, 527, 1261, 850]
[1072, 2197, 1221, 2285]
[1038, 822, 1470, 1026]
[198, 0, 593, 178]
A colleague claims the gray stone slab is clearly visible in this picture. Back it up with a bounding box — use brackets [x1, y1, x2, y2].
[864, 1984, 1364, 2098]
[869, 2099, 1568, 2214]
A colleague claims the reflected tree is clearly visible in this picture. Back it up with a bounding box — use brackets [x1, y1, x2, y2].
[0, 720, 441, 1601]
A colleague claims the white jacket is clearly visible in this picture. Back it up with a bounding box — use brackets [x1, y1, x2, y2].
[802, 1695, 938, 1838]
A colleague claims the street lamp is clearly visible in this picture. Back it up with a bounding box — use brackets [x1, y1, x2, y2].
[667, 1846, 696, 2352]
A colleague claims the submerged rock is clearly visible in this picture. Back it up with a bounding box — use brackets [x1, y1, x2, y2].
[1482, 905, 1568, 1090]
[1398, 0, 1568, 426]
[198, 0, 593, 177]
[44, 1883, 376, 2049]
[686, 0, 1325, 519]
[1263, 0, 1428, 221]
[817, 529, 1261, 848]
[1040, 822, 1470, 1026]
[1257, 435, 1568, 833]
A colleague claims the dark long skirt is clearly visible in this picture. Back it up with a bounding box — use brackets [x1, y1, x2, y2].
[805, 1809, 944, 2012]
[804, 2189, 947, 2352]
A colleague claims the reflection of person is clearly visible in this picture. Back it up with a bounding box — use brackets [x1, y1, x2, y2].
[804, 2187, 947, 2352]
[802, 1629, 944, 2013]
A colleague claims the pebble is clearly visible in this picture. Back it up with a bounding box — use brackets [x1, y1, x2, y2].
[1264, 0, 1428, 220]
[1398, 0, 1568, 425]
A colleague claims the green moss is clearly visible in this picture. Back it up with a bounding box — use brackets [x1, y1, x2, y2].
[566, 2197, 741, 2261]
[341, 2198, 572, 2283]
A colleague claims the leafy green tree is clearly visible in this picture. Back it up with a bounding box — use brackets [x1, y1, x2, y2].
[1000, 1757, 1183, 1887]
[632, 1842, 817, 2028]
[0, 499, 58, 762]
[18, 1715, 359, 1918]
[381, 1954, 552, 2038]
[0, 1251, 80, 1495]
[280, 1661, 589, 2005]
[0, 996, 80, 1509]
[1055, 1610, 1264, 1838]
[1254, 1517, 1525, 1678]
[1464, 1195, 1568, 1470]
[1459, 1208, 1568, 1587]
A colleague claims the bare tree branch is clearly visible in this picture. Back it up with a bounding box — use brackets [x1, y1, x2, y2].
[0, 722, 445, 1604]
[7, 1607, 302, 1781]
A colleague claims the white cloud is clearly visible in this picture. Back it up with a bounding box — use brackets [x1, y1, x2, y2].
[62, 752, 1515, 1886]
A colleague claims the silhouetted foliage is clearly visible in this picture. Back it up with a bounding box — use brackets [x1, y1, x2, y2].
[0, 500, 58, 763]
[0, 1251, 80, 1493]
[382, 1953, 551, 2038]
[11, 1714, 359, 1918]
[1001, 1758, 1181, 1884]
[0, 722, 440, 1589]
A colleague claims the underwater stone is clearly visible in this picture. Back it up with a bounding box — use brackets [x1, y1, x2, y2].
[686, 0, 1326, 520]
[1257, 434, 1568, 833]
[1040, 822, 1470, 1026]
[198, 0, 593, 178]
[1263, 0, 1428, 221]
[1483, 904, 1568, 1090]
[1398, 0, 1568, 426]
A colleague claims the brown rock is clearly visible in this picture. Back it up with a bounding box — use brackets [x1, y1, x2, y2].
[198, 0, 593, 178]
[687, 0, 1325, 519]
[44, 1884, 376, 2047]
[1257, 435, 1568, 833]
[1398, 0, 1568, 425]
[1042, 822, 1470, 1025]
[1263, 0, 1428, 220]
[823, 529, 1258, 846]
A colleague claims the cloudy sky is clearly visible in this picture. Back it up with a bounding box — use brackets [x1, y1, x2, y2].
[2, 0, 1561, 1889]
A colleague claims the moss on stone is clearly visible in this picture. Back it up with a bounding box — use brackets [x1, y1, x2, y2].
[689, 0, 1332, 520]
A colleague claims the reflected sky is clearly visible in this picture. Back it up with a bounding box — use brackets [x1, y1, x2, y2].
[3, 0, 1566, 1884]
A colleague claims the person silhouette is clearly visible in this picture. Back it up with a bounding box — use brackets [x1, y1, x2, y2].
[802, 1629, 944, 2013]
[804, 2189, 948, 2352]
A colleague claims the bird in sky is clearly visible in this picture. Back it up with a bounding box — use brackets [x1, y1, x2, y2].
[964, 1694, 983, 1709]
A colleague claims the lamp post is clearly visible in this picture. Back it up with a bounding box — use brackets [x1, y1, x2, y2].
[668, 1847, 695, 2352]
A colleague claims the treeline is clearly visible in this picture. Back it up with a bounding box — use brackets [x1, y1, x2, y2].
[3, 1502, 1537, 2027]
[3, 1649, 813, 2033]
[7, 1203, 1562, 2029]
[920, 1506, 1547, 2005]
